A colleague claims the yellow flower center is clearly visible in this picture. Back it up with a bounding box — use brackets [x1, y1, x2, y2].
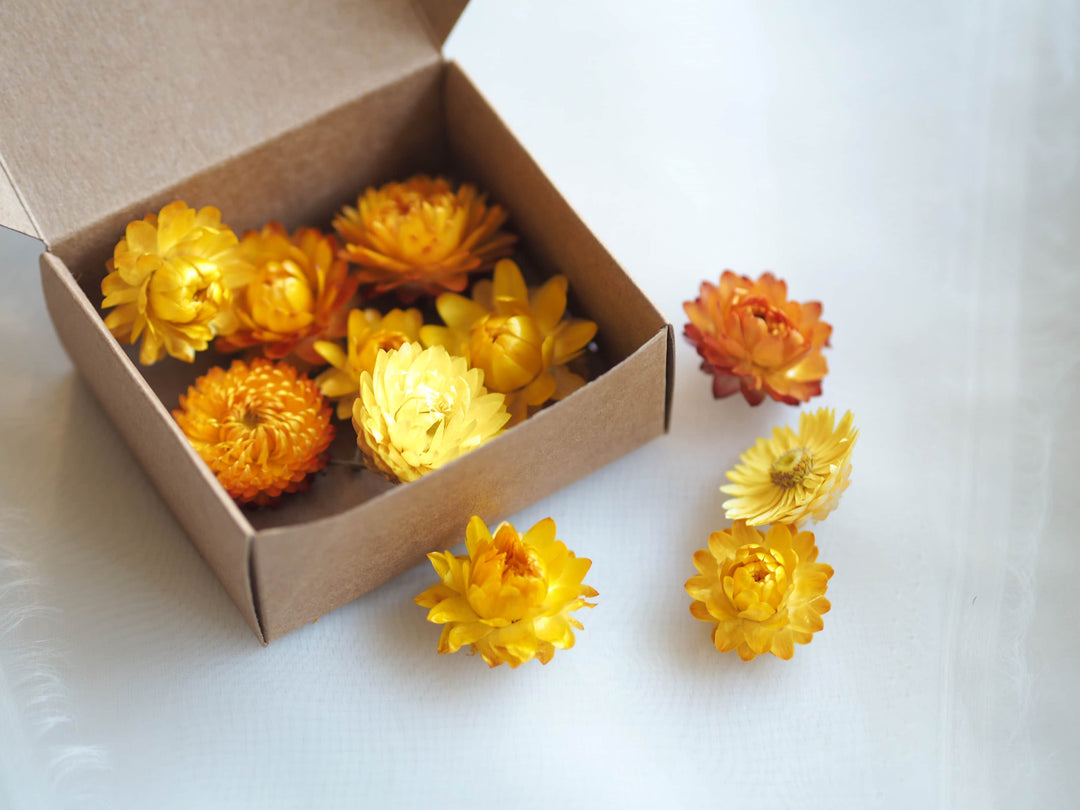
[374, 188, 467, 263]
[247, 259, 316, 333]
[722, 544, 792, 621]
[147, 259, 226, 325]
[469, 314, 544, 393]
[354, 329, 411, 377]
[468, 525, 549, 622]
[770, 446, 813, 488]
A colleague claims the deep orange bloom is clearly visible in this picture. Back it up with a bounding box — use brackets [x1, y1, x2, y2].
[333, 175, 516, 300]
[683, 272, 831, 405]
[173, 359, 334, 505]
[214, 223, 359, 363]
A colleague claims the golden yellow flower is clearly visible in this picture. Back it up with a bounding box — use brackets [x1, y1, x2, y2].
[721, 408, 857, 527]
[415, 515, 597, 668]
[173, 359, 335, 505]
[101, 201, 253, 365]
[352, 343, 510, 483]
[420, 259, 597, 424]
[311, 307, 424, 420]
[215, 223, 358, 363]
[683, 271, 831, 405]
[333, 175, 516, 299]
[686, 521, 832, 661]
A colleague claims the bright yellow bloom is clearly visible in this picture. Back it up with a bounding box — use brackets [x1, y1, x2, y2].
[215, 223, 358, 363]
[312, 307, 424, 420]
[101, 201, 252, 365]
[686, 521, 832, 661]
[684, 271, 831, 405]
[173, 359, 335, 505]
[415, 515, 597, 668]
[721, 408, 857, 527]
[352, 343, 510, 483]
[420, 259, 597, 424]
[333, 175, 516, 300]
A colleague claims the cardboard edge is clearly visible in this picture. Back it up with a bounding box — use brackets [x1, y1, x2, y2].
[38, 251, 266, 644]
[664, 323, 675, 433]
[411, 0, 469, 49]
[0, 154, 41, 241]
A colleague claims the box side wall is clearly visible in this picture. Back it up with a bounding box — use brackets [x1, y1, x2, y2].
[443, 62, 667, 366]
[39, 252, 263, 642]
[252, 328, 669, 641]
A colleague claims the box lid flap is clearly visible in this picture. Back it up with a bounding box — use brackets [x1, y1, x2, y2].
[0, 0, 467, 249]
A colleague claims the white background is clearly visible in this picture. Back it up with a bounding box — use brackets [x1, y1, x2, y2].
[2, 1, 1078, 807]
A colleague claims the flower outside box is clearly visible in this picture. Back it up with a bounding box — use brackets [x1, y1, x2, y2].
[0, 0, 673, 643]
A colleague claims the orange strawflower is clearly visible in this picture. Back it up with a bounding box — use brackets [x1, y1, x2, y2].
[333, 175, 516, 300]
[173, 359, 334, 505]
[683, 271, 831, 405]
[214, 223, 358, 363]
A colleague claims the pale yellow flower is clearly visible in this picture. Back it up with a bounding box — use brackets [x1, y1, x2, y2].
[686, 521, 832, 661]
[415, 515, 597, 668]
[312, 308, 424, 419]
[420, 259, 597, 423]
[721, 408, 857, 527]
[173, 359, 335, 505]
[101, 201, 252, 364]
[333, 175, 516, 300]
[352, 343, 509, 483]
[215, 223, 358, 363]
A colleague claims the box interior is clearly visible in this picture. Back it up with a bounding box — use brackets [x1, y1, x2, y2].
[47, 61, 667, 535]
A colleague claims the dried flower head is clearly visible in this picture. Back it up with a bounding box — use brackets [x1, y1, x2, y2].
[312, 307, 424, 420]
[721, 408, 857, 527]
[173, 359, 334, 505]
[684, 271, 831, 405]
[415, 516, 597, 668]
[420, 259, 596, 424]
[101, 201, 253, 364]
[352, 343, 510, 483]
[333, 175, 516, 300]
[686, 521, 832, 661]
[214, 223, 358, 363]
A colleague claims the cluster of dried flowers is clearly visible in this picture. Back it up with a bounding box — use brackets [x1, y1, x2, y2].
[100, 178, 597, 506]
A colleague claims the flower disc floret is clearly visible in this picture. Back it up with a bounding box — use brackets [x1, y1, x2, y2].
[173, 359, 334, 505]
[101, 201, 253, 364]
[351, 343, 510, 483]
[415, 516, 598, 668]
[686, 521, 832, 661]
[683, 271, 831, 405]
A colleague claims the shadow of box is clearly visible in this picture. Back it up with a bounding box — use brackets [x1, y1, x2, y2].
[12, 11, 671, 644]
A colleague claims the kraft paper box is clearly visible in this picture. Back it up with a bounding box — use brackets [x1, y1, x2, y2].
[0, 0, 673, 643]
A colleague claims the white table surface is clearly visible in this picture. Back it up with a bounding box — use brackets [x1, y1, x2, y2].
[2, 1, 1078, 808]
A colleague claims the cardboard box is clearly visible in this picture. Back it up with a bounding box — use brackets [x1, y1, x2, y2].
[0, 0, 673, 643]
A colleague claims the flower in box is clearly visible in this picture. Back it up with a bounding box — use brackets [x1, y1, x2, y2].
[683, 271, 831, 405]
[420, 259, 596, 424]
[173, 359, 334, 505]
[352, 343, 509, 483]
[415, 515, 597, 668]
[312, 307, 424, 420]
[685, 521, 832, 661]
[333, 175, 516, 300]
[721, 408, 857, 527]
[214, 223, 358, 363]
[100, 201, 253, 365]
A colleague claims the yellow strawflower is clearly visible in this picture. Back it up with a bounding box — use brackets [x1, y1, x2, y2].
[312, 308, 424, 419]
[333, 175, 516, 300]
[352, 343, 510, 483]
[101, 201, 252, 364]
[415, 515, 597, 668]
[421, 259, 597, 423]
[721, 408, 857, 527]
[173, 359, 335, 505]
[686, 521, 832, 661]
[215, 223, 358, 363]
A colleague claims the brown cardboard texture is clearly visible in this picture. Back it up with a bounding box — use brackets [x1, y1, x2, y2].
[10, 2, 673, 643]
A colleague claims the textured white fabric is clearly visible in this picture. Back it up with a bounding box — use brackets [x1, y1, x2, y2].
[1, 1, 1078, 807]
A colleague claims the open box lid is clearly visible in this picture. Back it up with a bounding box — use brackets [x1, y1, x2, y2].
[0, 0, 468, 248]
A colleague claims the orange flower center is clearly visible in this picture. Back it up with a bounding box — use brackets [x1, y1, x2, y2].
[468, 526, 549, 621]
[770, 446, 813, 488]
[354, 329, 411, 376]
[722, 544, 791, 619]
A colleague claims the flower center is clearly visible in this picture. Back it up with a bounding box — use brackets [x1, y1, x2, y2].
[722, 544, 791, 620]
[770, 446, 813, 488]
[470, 314, 544, 392]
[241, 409, 262, 429]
